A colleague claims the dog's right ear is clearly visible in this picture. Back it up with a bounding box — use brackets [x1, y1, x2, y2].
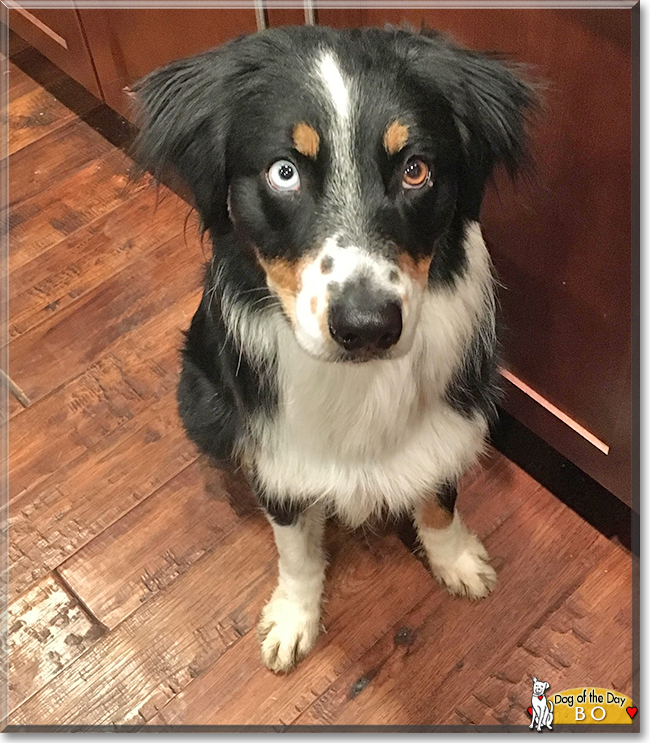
[532, 677, 538, 683]
[132, 43, 240, 232]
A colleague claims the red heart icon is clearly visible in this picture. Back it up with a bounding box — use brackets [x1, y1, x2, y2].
[527, 707, 533, 716]
[538, 695, 544, 700]
[626, 707, 637, 719]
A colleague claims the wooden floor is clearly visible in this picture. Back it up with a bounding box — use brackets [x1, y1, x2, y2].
[4, 34, 634, 729]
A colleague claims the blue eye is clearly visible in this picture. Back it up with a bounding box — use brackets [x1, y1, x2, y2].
[267, 160, 300, 191]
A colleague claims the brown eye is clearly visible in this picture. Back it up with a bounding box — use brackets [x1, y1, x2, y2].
[402, 158, 431, 189]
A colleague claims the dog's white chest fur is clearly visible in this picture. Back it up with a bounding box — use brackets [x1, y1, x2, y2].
[250, 222, 493, 526]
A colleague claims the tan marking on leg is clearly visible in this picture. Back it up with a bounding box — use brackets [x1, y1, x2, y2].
[398, 253, 432, 287]
[293, 122, 320, 159]
[310, 296, 317, 314]
[418, 499, 453, 530]
[384, 120, 409, 155]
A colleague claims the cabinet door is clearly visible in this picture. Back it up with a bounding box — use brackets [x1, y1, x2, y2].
[78, 9, 260, 120]
[7, 6, 101, 97]
[318, 8, 633, 503]
[266, 8, 310, 27]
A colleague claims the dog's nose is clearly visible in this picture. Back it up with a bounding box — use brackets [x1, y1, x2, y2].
[328, 287, 402, 353]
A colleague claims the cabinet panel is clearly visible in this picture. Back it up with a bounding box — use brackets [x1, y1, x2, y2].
[318, 8, 633, 502]
[78, 9, 259, 119]
[266, 8, 309, 27]
[8, 6, 101, 97]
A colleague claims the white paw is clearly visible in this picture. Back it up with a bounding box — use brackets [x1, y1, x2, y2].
[257, 591, 321, 674]
[427, 531, 497, 600]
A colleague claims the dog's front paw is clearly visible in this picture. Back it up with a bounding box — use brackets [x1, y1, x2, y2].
[427, 531, 497, 600]
[257, 591, 321, 674]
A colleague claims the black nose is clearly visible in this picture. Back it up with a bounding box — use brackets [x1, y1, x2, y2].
[328, 292, 402, 353]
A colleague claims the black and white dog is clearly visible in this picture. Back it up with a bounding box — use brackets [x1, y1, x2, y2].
[134, 25, 534, 673]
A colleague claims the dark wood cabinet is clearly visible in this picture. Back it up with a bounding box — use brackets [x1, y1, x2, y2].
[77, 9, 260, 119]
[8, 6, 635, 504]
[6, 7, 101, 97]
[266, 8, 311, 27]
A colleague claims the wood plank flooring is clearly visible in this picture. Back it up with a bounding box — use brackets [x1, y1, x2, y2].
[4, 34, 635, 729]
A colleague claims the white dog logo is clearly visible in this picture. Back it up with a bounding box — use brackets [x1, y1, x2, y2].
[530, 677, 554, 731]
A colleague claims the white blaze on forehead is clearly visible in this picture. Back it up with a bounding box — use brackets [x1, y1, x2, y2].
[317, 52, 350, 120]
[313, 49, 363, 235]
[313, 49, 360, 221]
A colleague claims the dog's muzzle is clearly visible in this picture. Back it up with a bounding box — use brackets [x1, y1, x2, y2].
[328, 279, 402, 356]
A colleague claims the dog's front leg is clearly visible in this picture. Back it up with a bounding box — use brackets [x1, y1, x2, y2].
[257, 502, 326, 673]
[414, 484, 497, 600]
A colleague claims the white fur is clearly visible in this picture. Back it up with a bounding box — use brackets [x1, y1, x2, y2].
[415, 507, 497, 599]
[247, 221, 495, 527]
[258, 505, 326, 673]
[217, 269, 283, 371]
[316, 52, 350, 120]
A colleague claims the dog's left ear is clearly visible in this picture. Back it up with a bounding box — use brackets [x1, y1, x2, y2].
[450, 45, 537, 183]
[409, 30, 538, 215]
[545, 682, 550, 691]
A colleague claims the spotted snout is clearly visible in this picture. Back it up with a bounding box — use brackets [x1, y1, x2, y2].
[256, 237, 430, 361]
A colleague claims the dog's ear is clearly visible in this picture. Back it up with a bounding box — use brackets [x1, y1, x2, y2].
[532, 677, 538, 683]
[132, 42, 242, 232]
[545, 682, 550, 691]
[409, 30, 538, 215]
[448, 45, 536, 184]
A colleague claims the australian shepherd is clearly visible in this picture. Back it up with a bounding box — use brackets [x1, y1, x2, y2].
[133, 25, 535, 673]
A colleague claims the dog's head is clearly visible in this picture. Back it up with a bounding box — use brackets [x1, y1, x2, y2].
[134, 26, 535, 362]
[532, 677, 550, 696]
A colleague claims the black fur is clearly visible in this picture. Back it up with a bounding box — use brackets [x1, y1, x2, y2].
[436, 482, 458, 515]
[257, 492, 305, 527]
[445, 313, 503, 422]
[176, 237, 278, 462]
[132, 26, 535, 514]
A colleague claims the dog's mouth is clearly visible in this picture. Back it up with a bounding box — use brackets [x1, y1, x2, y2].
[294, 332, 413, 365]
[335, 348, 393, 364]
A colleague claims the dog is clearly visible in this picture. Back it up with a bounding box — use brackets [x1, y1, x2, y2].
[133, 25, 535, 673]
[530, 678, 554, 730]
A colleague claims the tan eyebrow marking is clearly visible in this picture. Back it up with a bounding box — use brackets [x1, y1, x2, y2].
[293, 122, 320, 159]
[384, 120, 409, 155]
